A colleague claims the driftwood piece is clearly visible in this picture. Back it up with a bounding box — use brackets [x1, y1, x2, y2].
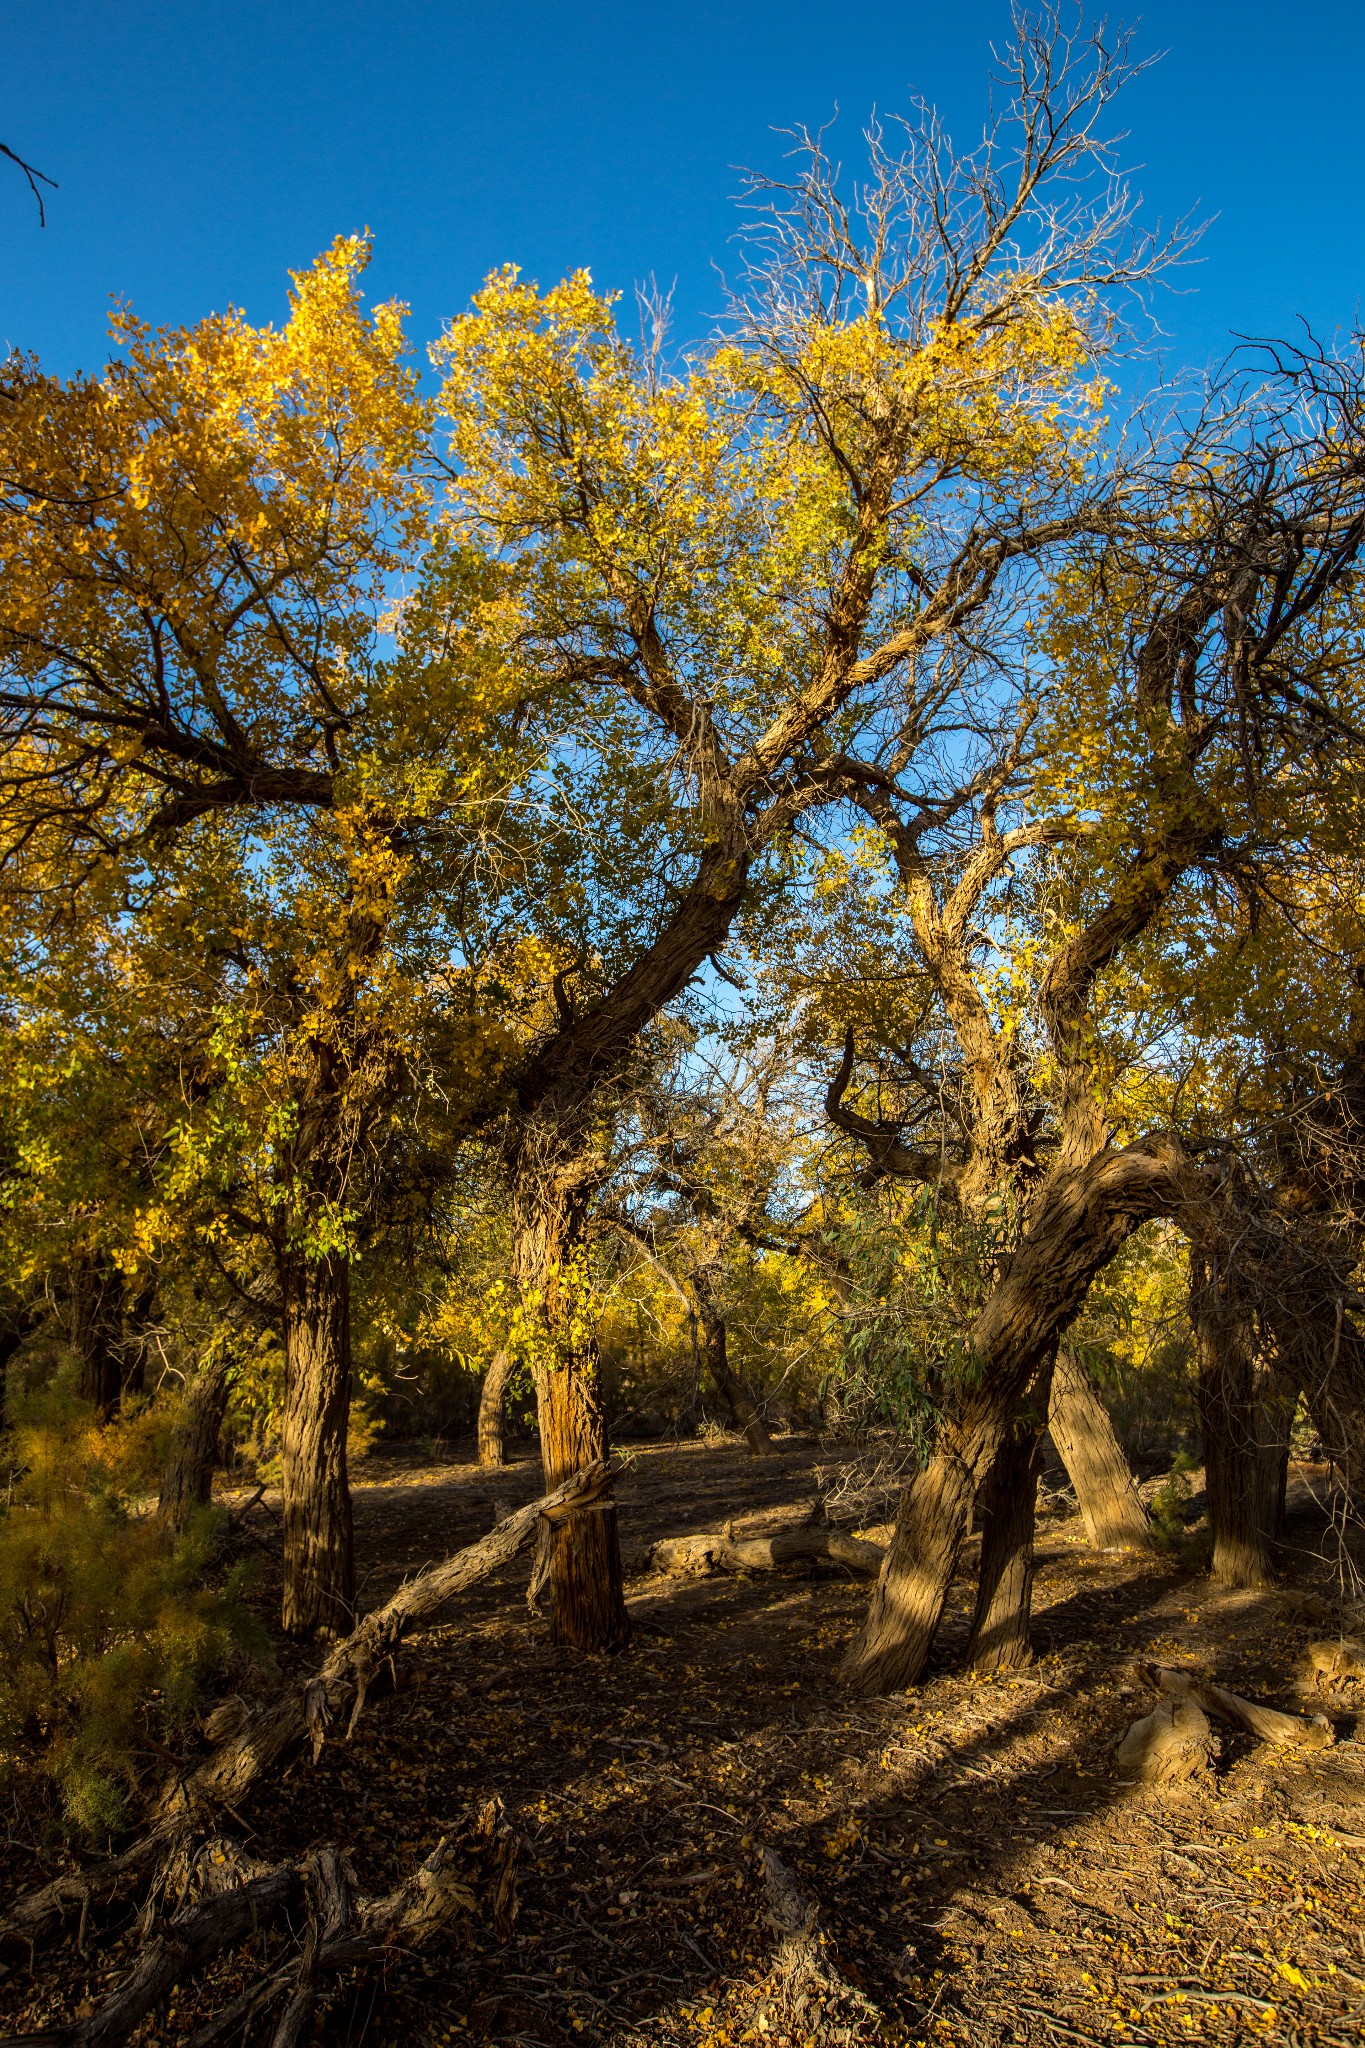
[648, 1526, 885, 1579]
[1115, 1697, 1219, 1785]
[1141, 1663, 1335, 1749]
[0, 1462, 611, 1952]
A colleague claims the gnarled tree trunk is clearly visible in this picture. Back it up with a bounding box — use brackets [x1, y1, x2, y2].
[158, 1348, 234, 1534]
[1191, 1242, 1274, 1588]
[477, 1348, 516, 1469]
[1048, 1345, 1152, 1550]
[696, 1286, 775, 1456]
[280, 1251, 354, 1640]
[967, 1357, 1055, 1672]
[840, 1136, 1191, 1695]
[514, 1169, 629, 1654]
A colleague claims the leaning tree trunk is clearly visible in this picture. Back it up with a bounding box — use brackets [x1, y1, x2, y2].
[1048, 1345, 1153, 1550]
[840, 1136, 1191, 1696]
[477, 1349, 516, 1469]
[1191, 1243, 1274, 1589]
[696, 1287, 775, 1456]
[279, 1251, 355, 1640]
[967, 1357, 1056, 1673]
[158, 1348, 234, 1534]
[514, 1173, 629, 1654]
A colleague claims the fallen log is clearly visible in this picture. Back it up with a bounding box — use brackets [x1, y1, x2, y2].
[1140, 1663, 1335, 1749]
[167, 1457, 615, 1820]
[648, 1526, 885, 1578]
[0, 1460, 613, 1952]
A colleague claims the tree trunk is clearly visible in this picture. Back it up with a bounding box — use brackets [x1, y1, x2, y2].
[698, 1298, 776, 1456]
[535, 1359, 628, 1651]
[840, 1136, 1191, 1695]
[280, 1252, 354, 1640]
[514, 1172, 629, 1654]
[158, 1348, 234, 1534]
[967, 1359, 1055, 1673]
[477, 1349, 516, 1469]
[1192, 1244, 1274, 1589]
[1252, 1368, 1295, 1547]
[1048, 1346, 1153, 1550]
[69, 1253, 126, 1419]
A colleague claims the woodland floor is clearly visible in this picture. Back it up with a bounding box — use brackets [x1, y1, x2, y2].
[3, 1439, 1364, 2047]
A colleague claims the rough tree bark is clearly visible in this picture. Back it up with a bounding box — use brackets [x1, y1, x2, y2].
[514, 1169, 629, 1654]
[477, 1348, 516, 1469]
[966, 1355, 1056, 1672]
[279, 1252, 354, 1640]
[1191, 1242, 1275, 1588]
[840, 1136, 1192, 1695]
[1048, 1345, 1152, 1550]
[157, 1348, 234, 1534]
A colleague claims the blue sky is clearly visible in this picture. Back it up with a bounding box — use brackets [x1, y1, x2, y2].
[5, 2, 1362, 380]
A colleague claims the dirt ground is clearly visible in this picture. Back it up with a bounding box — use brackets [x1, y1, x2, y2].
[3, 1438, 1364, 2046]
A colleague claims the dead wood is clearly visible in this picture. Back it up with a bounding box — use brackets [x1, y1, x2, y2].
[758, 1844, 880, 2033]
[1304, 1638, 1365, 1690]
[1141, 1663, 1335, 1748]
[6, 1800, 514, 2048]
[648, 1525, 885, 1578]
[165, 1457, 615, 1819]
[0, 1462, 611, 1953]
[1114, 1697, 1219, 1785]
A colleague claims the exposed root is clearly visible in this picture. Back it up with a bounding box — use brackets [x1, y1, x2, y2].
[1139, 1662, 1336, 1748]
[757, 1844, 882, 2039]
[1115, 1696, 1220, 1785]
[1304, 1637, 1365, 1691]
[5, 1800, 514, 2048]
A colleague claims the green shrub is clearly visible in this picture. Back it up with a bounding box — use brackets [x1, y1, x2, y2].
[0, 1381, 264, 1840]
[1148, 1451, 1199, 1552]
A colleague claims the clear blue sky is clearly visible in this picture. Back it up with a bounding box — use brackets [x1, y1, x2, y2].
[5, 2, 1362, 380]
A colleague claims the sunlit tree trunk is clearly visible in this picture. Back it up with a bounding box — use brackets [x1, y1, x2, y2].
[279, 1251, 355, 1639]
[514, 1173, 629, 1653]
[967, 1357, 1055, 1672]
[477, 1348, 516, 1469]
[1048, 1345, 1152, 1550]
[841, 1138, 1187, 1695]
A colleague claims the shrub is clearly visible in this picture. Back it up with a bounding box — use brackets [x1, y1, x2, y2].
[0, 1381, 265, 1840]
